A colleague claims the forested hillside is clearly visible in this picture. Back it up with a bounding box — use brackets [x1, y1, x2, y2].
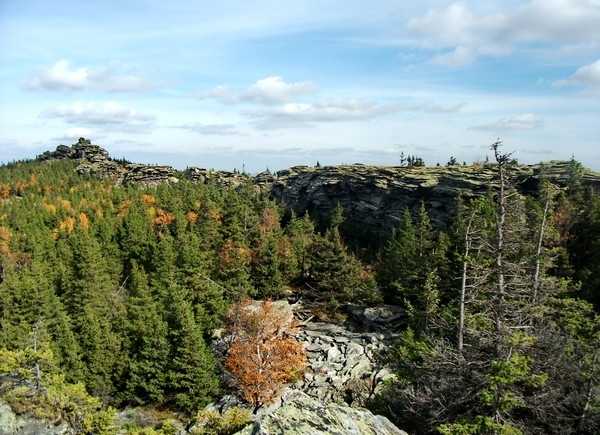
[0, 157, 377, 433]
[1, 145, 600, 434]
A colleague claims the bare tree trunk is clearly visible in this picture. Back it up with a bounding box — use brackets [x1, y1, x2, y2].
[32, 321, 41, 392]
[579, 350, 599, 431]
[458, 209, 476, 354]
[493, 141, 507, 355]
[533, 194, 549, 304]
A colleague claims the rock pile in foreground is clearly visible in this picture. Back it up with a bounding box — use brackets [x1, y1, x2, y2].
[296, 321, 394, 404]
[0, 401, 72, 435]
[235, 390, 406, 435]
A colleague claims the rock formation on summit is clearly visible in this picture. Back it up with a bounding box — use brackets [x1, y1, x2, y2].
[38, 138, 600, 242]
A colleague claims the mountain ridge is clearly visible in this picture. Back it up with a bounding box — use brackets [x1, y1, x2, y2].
[35, 137, 600, 242]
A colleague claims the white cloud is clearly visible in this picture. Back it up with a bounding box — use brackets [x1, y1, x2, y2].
[244, 76, 317, 104]
[199, 76, 317, 105]
[432, 46, 476, 67]
[407, 0, 600, 66]
[25, 60, 152, 92]
[42, 102, 155, 132]
[247, 100, 399, 129]
[556, 59, 600, 90]
[174, 123, 242, 135]
[62, 127, 95, 138]
[471, 113, 543, 131]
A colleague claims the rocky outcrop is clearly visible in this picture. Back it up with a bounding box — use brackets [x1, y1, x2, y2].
[213, 300, 395, 410]
[75, 159, 128, 183]
[235, 390, 406, 435]
[122, 164, 179, 186]
[38, 138, 109, 163]
[185, 167, 250, 188]
[296, 321, 394, 405]
[0, 402, 72, 435]
[270, 162, 600, 242]
[38, 139, 600, 242]
[39, 139, 179, 186]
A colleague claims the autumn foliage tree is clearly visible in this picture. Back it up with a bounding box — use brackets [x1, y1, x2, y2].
[225, 299, 306, 409]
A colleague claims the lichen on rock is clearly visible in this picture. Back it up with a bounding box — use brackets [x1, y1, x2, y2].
[234, 390, 407, 435]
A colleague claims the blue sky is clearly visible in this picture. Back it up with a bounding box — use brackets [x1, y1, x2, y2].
[1, 0, 599, 171]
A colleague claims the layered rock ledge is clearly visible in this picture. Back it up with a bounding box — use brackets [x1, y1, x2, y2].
[38, 138, 600, 241]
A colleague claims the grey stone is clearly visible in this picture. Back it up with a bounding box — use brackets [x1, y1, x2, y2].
[37, 139, 600, 242]
[235, 390, 406, 435]
[0, 402, 73, 435]
[268, 162, 600, 242]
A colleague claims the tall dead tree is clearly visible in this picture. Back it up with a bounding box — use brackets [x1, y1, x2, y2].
[532, 185, 551, 304]
[491, 139, 511, 354]
[458, 208, 476, 354]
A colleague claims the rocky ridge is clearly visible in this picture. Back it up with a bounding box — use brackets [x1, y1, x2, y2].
[234, 390, 406, 435]
[38, 138, 600, 241]
[269, 161, 600, 241]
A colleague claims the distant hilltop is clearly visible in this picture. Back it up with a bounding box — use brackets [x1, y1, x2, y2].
[37, 137, 600, 241]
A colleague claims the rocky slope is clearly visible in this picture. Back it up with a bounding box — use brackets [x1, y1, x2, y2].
[0, 300, 406, 435]
[234, 390, 406, 435]
[38, 138, 600, 241]
[212, 301, 398, 408]
[208, 300, 404, 435]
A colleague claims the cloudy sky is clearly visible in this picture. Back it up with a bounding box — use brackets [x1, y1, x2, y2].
[1, 0, 599, 171]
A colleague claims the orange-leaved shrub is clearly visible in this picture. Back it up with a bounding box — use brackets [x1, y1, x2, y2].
[225, 299, 306, 408]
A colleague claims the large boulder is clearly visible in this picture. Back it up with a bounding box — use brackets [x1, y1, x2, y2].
[234, 390, 406, 435]
[0, 401, 73, 435]
[344, 304, 404, 331]
[122, 164, 179, 186]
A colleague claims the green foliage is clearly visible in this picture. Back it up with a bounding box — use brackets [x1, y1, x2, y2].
[1, 159, 373, 416]
[373, 154, 600, 435]
[165, 285, 220, 413]
[570, 195, 600, 308]
[124, 262, 170, 405]
[45, 374, 117, 435]
[0, 344, 116, 434]
[192, 407, 252, 434]
[438, 416, 523, 435]
[308, 227, 380, 304]
[2, 154, 600, 434]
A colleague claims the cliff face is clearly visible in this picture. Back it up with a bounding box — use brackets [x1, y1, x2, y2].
[38, 138, 600, 243]
[270, 162, 600, 243]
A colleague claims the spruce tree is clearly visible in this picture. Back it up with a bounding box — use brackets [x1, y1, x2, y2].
[124, 262, 170, 405]
[378, 208, 418, 303]
[165, 284, 219, 413]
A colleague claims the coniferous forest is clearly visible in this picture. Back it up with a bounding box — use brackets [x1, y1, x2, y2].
[1, 146, 600, 434]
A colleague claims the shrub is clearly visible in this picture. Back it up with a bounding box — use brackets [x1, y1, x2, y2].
[192, 407, 252, 434]
[225, 300, 306, 408]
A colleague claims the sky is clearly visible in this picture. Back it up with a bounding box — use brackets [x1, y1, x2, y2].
[1, 0, 599, 172]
